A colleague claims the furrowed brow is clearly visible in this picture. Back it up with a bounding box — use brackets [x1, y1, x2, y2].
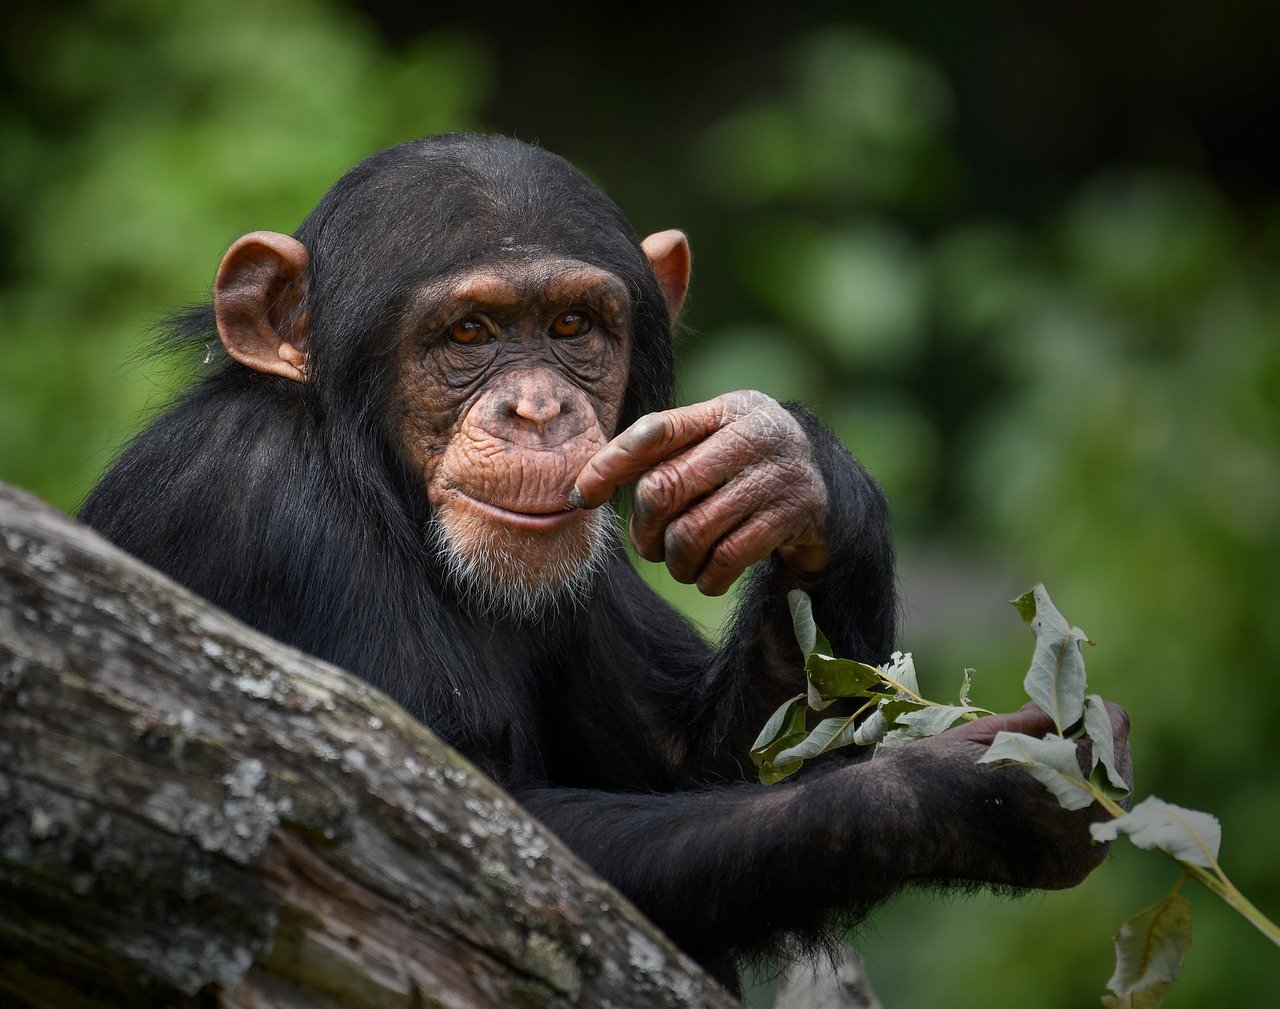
[407, 273, 520, 328]
[527, 270, 630, 325]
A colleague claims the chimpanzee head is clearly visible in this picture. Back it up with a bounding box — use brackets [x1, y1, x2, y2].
[210, 134, 690, 619]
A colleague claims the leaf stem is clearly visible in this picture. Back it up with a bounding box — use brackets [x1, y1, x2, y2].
[873, 670, 995, 717]
[874, 670, 928, 706]
[850, 695, 881, 720]
[819, 695, 883, 747]
[1190, 866, 1280, 949]
[1087, 784, 1280, 950]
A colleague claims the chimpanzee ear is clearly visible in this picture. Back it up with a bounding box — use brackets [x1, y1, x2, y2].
[214, 231, 311, 382]
[641, 229, 691, 321]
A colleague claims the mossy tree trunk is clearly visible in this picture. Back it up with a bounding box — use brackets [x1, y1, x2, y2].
[0, 483, 745, 1009]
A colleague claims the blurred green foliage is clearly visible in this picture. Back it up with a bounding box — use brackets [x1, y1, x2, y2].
[2, 4, 1278, 1006]
[0, 0, 485, 506]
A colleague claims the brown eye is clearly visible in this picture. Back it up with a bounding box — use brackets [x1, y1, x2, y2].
[449, 317, 491, 345]
[550, 311, 592, 338]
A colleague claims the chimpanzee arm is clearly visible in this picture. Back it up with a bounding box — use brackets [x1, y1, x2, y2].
[517, 762, 900, 975]
[517, 706, 1117, 977]
[671, 403, 896, 783]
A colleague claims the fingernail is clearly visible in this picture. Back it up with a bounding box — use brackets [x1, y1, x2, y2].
[569, 487, 585, 509]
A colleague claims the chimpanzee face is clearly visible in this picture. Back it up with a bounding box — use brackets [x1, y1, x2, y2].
[209, 140, 689, 624]
[390, 256, 633, 617]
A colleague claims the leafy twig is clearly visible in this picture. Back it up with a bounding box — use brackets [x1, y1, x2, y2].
[752, 583, 1280, 1007]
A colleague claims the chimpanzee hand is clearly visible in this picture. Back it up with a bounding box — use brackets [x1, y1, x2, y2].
[571, 390, 829, 595]
[902, 701, 1133, 891]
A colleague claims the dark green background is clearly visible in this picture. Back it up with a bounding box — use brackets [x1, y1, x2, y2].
[3, 2, 1279, 1004]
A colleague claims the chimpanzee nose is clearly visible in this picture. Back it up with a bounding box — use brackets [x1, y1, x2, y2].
[512, 393, 564, 430]
[481, 368, 587, 447]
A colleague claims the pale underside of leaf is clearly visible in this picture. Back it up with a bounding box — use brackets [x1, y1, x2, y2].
[893, 705, 980, 738]
[853, 707, 888, 746]
[1090, 797, 1222, 869]
[871, 704, 979, 756]
[788, 589, 819, 657]
[976, 730, 1094, 810]
[774, 716, 862, 764]
[1016, 584, 1090, 733]
[1023, 627, 1088, 732]
[879, 651, 920, 697]
[751, 694, 815, 784]
[1084, 693, 1128, 791]
[873, 727, 918, 755]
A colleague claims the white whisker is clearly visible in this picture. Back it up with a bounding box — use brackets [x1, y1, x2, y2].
[431, 504, 618, 623]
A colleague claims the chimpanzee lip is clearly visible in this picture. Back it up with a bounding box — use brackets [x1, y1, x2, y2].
[452, 490, 580, 532]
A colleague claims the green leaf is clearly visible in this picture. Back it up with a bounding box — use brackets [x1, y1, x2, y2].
[1090, 797, 1222, 868]
[869, 703, 978, 756]
[774, 715, 862, 764]
[1100, 890, 1193, 1009]
[806, 653, 884, 709]
[756, 733, 809, 784]
[1084, 693, 1128, 791]
[874, 727, 919, 754]
[1010, 587, 1039, 624]
[893, 705, 981, 739]
[1013, 583, 1091, 733]
[787, 589, 831, 659]
[1090, 763, 1133, 806]
[958, 667, 974, 706]
[788, 589, 819, 656]
[977, 730, 1094, 810]
[878, 695, 927, 724]
[751, 694, 807, 760]
[853, 707, 889, 746]
[751, 695, 811, 784]
[879, 650, 920, 697]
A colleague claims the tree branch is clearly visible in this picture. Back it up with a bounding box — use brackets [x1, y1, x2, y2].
[0, 483, 742, 1009]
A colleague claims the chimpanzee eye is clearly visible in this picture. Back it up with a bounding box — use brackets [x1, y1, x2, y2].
[550, 311, 592, 338]
[449, 316, 492, 345]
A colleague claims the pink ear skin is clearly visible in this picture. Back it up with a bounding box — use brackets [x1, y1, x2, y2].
[214, 231, 311, 382]
[641, 229, 691, 321]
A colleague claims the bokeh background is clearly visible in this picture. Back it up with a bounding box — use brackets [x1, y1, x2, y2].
[3, 2, 1279, 1005]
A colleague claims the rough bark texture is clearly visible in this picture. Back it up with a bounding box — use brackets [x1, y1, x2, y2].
[0, 483, 744, 1009]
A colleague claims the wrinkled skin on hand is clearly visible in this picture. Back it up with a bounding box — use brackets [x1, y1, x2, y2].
[572, 390, 829, 595]
[896, 701, 1134, 891]
[567, 382, 1134, 897]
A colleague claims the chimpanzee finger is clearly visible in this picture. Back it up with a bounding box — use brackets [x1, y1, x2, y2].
[572, 401, 727, 509]
[1074, 736, 1095, 778]
[1106, 700, 1134, 794]
[629, 430, 757, 562]
[1107, 701, 1131, 744]
[658, 475, 771, 583]
[939, 703, 1056, 745]
[695, 510, 792, 596]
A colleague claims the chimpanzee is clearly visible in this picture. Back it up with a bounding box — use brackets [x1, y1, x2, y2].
[80, 134, 1131, 992]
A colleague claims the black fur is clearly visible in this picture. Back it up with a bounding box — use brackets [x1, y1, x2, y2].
[80, 135, 899, 992]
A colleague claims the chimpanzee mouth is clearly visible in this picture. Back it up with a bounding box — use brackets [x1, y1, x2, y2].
[452, 491, 580, 532]
[431, 499, 618, 623]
